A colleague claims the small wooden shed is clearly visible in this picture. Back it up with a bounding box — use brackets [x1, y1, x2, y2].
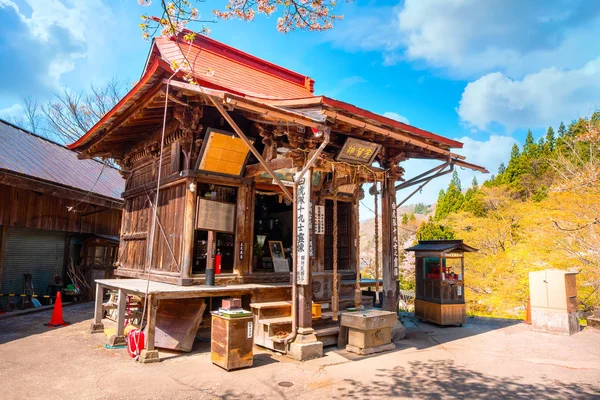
[406, 240, 477, 326]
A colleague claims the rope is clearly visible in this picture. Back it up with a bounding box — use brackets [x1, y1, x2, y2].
[374, 182, 380, 296]
[354, 190, 361, 308]
[332, 197, 339, 321]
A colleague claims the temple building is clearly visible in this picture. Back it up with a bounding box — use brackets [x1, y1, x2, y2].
[69, 31, 486, 361]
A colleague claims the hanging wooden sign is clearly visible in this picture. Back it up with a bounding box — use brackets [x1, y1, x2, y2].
[196, 199, 236, 233]
[295, 171, 311, 285]
[336, 138, 381, 165]
[314, 205, 325, 235]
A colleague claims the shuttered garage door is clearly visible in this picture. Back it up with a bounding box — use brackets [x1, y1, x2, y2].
[1, 227, 65, 296]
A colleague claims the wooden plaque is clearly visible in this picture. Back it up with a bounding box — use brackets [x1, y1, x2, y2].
[196, 198, 236, 233]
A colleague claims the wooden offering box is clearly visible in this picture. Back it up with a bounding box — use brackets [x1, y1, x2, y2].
[211, 312, 254, 371]
[406, 240, 477, 326]
[341, 310, 397, 355]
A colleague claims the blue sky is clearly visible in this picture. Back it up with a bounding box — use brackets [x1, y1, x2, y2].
[1, 0, 600, 215]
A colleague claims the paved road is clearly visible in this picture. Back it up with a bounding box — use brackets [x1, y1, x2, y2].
[1, 303, 599, 399]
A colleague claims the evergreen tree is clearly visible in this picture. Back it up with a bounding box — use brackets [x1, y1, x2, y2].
[472, 176, 479, 188]
[558, 121, 567, 137]
[523, 130, 537, 156]
[544, 126, 555, 152]
[498, 163, 506, 175]
[401, 213, 409, 224]
[434, 172, 464, 220]
[417, 218, 456, 240]
[450, 170, 461, 191]
[511, 143, 520, 158]
[409, 212, 416, 222]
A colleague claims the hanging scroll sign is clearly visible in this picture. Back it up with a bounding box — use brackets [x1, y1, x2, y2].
[295, 171, 311, 285]
[314, 205, 325, 235]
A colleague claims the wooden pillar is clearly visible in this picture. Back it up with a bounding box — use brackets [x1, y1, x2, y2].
[116, 288, 127, 337]
[381, 174, 399, 313]
[314, 196, 325, 273]
[146, 295, 158, 351]
[234, 182, 254, 275]
[90, 283, 105, 333]
[181, 177, 196, 284]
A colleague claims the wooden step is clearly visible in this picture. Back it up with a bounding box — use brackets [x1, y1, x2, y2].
[249, 301, 291, 310]
[258, 316, 292, 326]
[315, 326, 340, 347]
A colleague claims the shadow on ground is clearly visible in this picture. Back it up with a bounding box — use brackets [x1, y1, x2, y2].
[335, 359, 600, 399]
[0, 302, 93, 345]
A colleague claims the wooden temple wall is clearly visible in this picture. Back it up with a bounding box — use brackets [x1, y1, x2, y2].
[0, 183, 121, 235]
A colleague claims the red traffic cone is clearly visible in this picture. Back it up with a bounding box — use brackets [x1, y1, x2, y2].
[45, 292, 69, 327]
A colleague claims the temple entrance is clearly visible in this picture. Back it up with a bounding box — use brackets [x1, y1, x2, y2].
[324, 200, 352, 270]
[252, 192, 293, 272]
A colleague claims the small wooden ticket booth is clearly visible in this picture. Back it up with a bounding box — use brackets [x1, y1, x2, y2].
[406, 240, 477, 326]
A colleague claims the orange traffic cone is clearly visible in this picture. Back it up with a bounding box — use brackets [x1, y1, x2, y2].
[45, 292, 69, 327]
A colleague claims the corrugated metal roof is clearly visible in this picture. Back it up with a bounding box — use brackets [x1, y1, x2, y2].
[154, 36, 315, 99]
[0, 119, 124, 200]
[405, 240, 478, 253]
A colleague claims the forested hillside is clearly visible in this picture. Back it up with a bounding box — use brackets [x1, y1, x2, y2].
[417, 114, 600, 318]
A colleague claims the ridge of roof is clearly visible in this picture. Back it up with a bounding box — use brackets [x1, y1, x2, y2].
[177, 30, 314, 92]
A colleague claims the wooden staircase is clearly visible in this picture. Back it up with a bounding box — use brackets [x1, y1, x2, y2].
[251, 293, 375, 353]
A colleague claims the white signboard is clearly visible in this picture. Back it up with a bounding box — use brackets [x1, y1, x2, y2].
[314, 205, 325, 235]
[295, 171, 311, 285]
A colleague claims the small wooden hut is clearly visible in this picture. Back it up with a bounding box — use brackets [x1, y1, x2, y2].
[69, 31, 486, 360]
[406, 240, 478, 326]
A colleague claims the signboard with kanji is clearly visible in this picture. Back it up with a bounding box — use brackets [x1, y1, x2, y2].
[295, 171, 311, 285]
[335, 138, 381, 165]
[314, 205, 325, 235]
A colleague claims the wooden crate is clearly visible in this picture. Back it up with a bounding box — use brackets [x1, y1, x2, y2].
[211, 313, 254, 371]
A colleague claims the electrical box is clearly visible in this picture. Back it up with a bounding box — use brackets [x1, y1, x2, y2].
[529, 269, 579, 335]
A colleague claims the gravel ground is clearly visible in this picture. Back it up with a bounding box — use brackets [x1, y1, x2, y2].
[1, 302, 599, 400]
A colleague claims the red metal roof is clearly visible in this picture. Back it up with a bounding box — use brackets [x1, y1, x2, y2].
[0, 119, 124, 200]
[152, 33, 315, 99]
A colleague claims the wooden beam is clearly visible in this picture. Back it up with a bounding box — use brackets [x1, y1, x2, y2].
[324, 111, 466, 160]
[207, 95, 293, 201]
[244, 158, 293, 177]
[381, 173, 399, 313]
[181, 177, 196, 281]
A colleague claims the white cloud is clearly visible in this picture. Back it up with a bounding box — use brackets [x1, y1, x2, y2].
[383, 111, 409, 124]
[458, 59, 600, 131]
[0, 103, 24, 119]
[327, 0, 600, 79]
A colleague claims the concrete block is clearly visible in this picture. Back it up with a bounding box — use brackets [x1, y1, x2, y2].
[108, 334, 127, 347]
[391, 321, 406, 341]
[531, 308, 579, 335]
[138, 350, 160, 364]
[288, 333, 323, 361]
[89, 322, 104, 334]
[346, 342, 395, 355]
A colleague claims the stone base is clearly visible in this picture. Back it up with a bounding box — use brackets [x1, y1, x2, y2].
[531, 308, 579, 335]
[587, 317, 600, 329]
[108, 334, 127, 347]
[138, 349, 160, 364]
[176, 278, 194, 286]
[89, 322, 104, 334]
[391, 321, 406, 341]
[346, 342, 396, 355]
[287, 331, 323, 361]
